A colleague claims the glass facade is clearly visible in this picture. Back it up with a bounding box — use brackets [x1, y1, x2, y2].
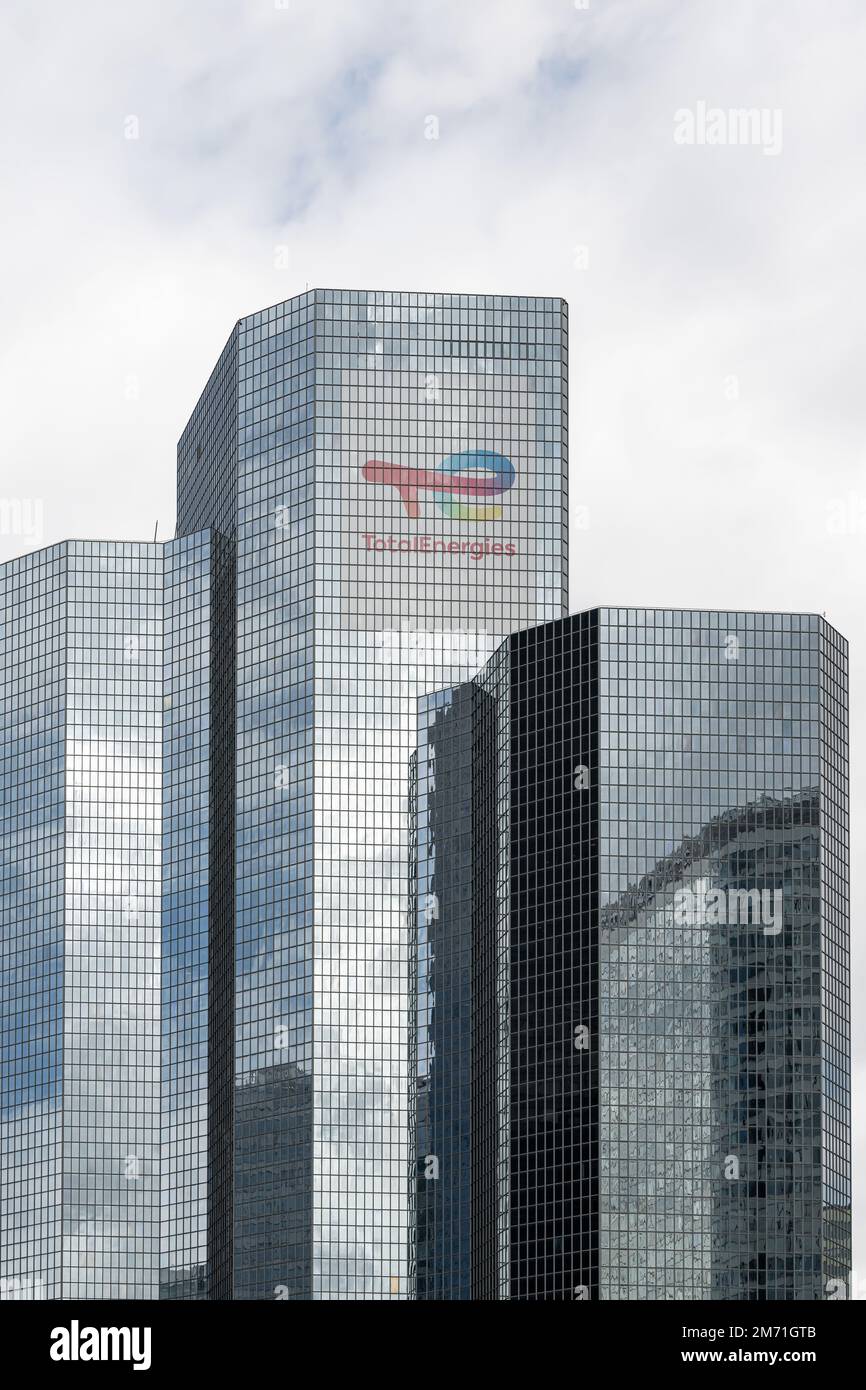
[409, 684, 476, 1299]
[176, 288, 569, 1298]
[1, 534, 227, 1301]
[411, 608, 851, 1300]
[1, 543, 66, 1301]
[160, 531, 234, 1300]
[63, 542, 163, 1300]
[1, 288, 850, 1305]
[1, 541, 170, 1299]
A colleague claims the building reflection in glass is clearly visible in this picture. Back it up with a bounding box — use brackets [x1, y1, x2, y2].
[411, 608, 850, 1300]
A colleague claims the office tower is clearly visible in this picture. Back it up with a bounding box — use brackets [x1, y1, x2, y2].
[0, 537, 217, 1300]
[175, 288, 568, 1298]
[0, 532, 235, 1302]
[161, 531, 235, 1300]
[411, 608, 850, 1300]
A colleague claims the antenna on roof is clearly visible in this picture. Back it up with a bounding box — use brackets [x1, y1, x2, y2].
[153, 521, 158, 543]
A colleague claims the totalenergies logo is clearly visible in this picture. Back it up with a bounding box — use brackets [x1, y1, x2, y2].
[362, 450, 515, 521]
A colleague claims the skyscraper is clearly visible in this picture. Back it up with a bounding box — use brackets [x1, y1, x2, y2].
[173, 288, 568, 1298]
[0, 288, 568, 1303]
[411, 608, 850, 1299]
[3, 291, 850, 1306]
[0, 536, 220, 1300]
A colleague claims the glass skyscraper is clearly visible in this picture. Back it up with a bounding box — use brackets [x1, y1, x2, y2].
[174, 287, 568, 1298]
[411, 608, 850, 1299]
[160, 531, 235, 1300]
[1, 290, 851, 1305]
[0, 538, 209, 1299]
[0, 531, 236, 1301]
[1, 288, 567, 1302]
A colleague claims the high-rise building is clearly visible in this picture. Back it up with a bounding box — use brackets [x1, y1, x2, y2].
[4, 291, 850, 1307]
[0, 288, 568, 1303]
[161, 531, 235, 1300]
[0, 536, 222, 1300]
[410, 608, 850, 1300]
[173, 288, 568, 1298]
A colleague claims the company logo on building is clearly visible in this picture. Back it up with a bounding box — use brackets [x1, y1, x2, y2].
[362, 450, 515, 520]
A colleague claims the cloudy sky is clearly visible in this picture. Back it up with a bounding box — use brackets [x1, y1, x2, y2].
[2, 0, 864, 1278]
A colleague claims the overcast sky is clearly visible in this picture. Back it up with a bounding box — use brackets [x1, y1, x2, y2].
[2, 0, 864, 1282]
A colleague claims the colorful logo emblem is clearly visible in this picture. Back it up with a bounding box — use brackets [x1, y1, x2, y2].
[362, 450, 515, 520]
